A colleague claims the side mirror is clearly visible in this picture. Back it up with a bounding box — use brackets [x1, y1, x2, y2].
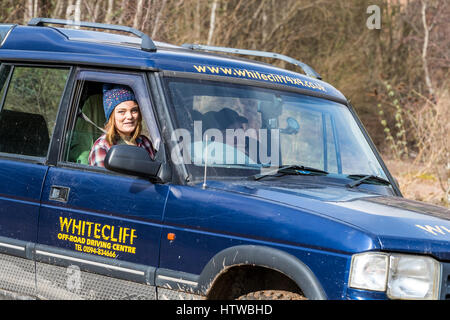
[104, 145, 161, 179]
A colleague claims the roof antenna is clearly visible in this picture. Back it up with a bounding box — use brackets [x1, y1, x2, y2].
[202, 135, 209, 189]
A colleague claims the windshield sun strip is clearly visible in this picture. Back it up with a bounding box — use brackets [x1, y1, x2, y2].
[161, 70, 348, 106]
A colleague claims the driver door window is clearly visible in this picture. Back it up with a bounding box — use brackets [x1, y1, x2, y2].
[64, 80, 154, 166]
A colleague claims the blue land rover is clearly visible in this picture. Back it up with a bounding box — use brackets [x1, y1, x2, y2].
[0, 18, 448, 300]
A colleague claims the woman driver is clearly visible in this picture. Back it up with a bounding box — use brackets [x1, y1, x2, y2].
[88, 85, 154, 167]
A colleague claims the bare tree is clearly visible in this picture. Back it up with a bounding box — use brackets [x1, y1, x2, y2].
[24, 0, 37, 24]
[133, 0, 144, 29]
[74, 0, 82, 23]
[194, 0, 201, 41]
[152, 0, 168, 38]
[207, 0, 218, 45]
[65, 0, 75, 20]
[53, 0, 65, 19]
[420, 0, 435, 97]
[118, 0, 127, 24]
[25, 0, 33, 23]
[105, 0, 115, 24]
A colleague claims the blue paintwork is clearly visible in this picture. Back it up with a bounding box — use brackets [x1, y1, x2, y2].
[0, 159, 47, 242]
[0, 26, 156, 69]
[38, 167, 169, 266]
[1, 23, 449, 300]
[198, 180, 450, 260]
[159, 180, 449, 299]
[345, 288, 389, 300]
[160, 184, 366, 299]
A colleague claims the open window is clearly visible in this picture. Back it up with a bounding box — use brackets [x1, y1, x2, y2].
[62, 70, 162, 167]
[66, 81, 106, 164]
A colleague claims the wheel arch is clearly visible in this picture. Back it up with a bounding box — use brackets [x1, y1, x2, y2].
[197, 245, 327, 300]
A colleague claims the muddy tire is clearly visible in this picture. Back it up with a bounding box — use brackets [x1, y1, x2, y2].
[237, 290, 307, 300]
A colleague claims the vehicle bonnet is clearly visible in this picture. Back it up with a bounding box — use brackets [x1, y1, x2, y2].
[203, 180, 450, 261]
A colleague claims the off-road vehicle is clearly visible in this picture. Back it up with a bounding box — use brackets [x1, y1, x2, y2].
[0, 18, 448, 300]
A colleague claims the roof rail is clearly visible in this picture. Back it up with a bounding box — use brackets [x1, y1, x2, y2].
[182, 44, 321, 80]
[28, 17, 157, 52]
[0, 24, 15, 47]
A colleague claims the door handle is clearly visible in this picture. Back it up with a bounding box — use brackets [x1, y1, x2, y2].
[49, 186, 70, 202]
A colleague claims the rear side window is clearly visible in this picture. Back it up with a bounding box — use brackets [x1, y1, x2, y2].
[0, 65, 69, 157]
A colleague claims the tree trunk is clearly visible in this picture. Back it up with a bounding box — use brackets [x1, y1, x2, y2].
[421, 0, 434, 97]
[207, 0, 218, 45]
[105, 0, 114, 24]
[152, 0, 168, 38]
[74, 0, 82, 23]
[133, 0, 144, 29]
[65, 0, 75, 20]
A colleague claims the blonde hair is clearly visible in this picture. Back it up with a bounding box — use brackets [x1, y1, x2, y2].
[104, 106, 142, 146]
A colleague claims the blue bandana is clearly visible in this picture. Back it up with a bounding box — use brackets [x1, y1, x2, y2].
[103, 85, 136, 121]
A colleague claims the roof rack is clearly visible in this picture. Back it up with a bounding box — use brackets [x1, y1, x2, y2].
[0, 24, 15, 47]
[28, 17, 157, 52]
[182, 44, 321, 80]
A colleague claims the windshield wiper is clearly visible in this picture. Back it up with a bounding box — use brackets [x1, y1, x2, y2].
[253, 165, 328, 181]
[346, 174, 391, 188]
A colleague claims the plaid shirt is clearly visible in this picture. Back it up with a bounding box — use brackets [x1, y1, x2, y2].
[88, 134, 155, 167]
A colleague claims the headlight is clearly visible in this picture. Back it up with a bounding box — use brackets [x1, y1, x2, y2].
[349, 252, 441, 300]
[349, 252, 388, 291]
[387, 254, 440, 300]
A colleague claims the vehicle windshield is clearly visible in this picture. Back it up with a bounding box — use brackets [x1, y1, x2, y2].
[165, 77, 387, 181]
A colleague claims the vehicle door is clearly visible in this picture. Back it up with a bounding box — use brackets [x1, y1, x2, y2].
[36, 69, 169, 300]
[0, 63, 70, 298]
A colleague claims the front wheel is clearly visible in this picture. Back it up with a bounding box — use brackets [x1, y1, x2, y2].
[237, 290, 307, 300]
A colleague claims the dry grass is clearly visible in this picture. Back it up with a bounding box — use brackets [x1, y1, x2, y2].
[378, 84, 449, 209]
[384, 157, 449, 208]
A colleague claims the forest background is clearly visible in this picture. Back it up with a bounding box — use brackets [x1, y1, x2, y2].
[1, 0, 449, 207]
